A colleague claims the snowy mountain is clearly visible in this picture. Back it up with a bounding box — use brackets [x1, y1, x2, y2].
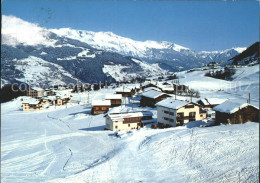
[1, 15, 168, 87]
[51, 28, 246, 71]
[228, 42, 259, 65]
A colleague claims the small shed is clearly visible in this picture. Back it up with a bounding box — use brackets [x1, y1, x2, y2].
[92, 100, 111, 115]
[115, 87, 135, 97]
[105, 94, 122, 107]
[213, 100, 259, 125]
[140, 90, 171, 108]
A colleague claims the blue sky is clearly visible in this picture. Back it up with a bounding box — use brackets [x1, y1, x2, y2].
[2, 1, 259, 51]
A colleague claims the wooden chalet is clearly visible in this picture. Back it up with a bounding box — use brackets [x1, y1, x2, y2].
[104, 111, 154, 131]
[213, 100, 259, 125]
[22, 98, 44, 111]
[141, 83, 160, 91]
[105, 94, 122, 107]
[115, 87, 135, 97]
[91, 100, 111, 115]
[140, 90, 171, 108]
[177, 84, 189, 92]
[197, 98, 228, 109]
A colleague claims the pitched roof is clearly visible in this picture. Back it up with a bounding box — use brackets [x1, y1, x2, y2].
[141, 90, 168, 99]
[106, 111, 153, 121]
[105, 94, 122, 100]
[143, 87, 161, 92]
[156, 98, 189, 109]
[42, 96, 57, 101]
[213, 100, 259, 114]
[198, 98, 228, 106]
[92, 100, 111, 106]
[116, 87, 132, 92]
[22, 98, 41, 105]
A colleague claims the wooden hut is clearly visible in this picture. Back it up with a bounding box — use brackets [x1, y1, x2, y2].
[213, 100, 259, 125]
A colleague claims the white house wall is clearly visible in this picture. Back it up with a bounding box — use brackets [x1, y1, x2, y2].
[157, 106, 177, 127]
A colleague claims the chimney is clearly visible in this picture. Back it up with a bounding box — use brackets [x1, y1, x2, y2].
[248, 93, 250, 104]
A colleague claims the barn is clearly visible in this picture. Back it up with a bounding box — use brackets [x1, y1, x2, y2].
[213, 100, 259, 125]
[140, 90, 171, 108]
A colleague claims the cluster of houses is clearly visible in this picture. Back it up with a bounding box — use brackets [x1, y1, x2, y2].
[88, 82, 259, 131]
[22, 87, 72, 111]
[22, 83, 259, 131]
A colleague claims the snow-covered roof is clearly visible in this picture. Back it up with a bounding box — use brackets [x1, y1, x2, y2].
[116, 87, 132, 92]
[198, 98, 228, 106]
[206, 98, 228, 105]
[213, 100, 259, 114]
[22, 98, 41, 105]
[92, 100, 111, 106]
[126, 84, 140, 89]
[42, 96, 57, 101]
[105, 94, 122, 100]
[106, 111, 153, 121]
[156, 98, 189, 109]
[142, 90, 167, 99]
[31, 87, 44, 91]
[143, 87, 161, 92]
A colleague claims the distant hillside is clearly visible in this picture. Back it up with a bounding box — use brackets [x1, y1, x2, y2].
[229, 42, 259, 65]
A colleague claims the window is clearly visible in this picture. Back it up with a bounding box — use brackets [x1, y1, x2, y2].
[128, 124, 130, 127]
[115, 126, 118, 129]
[164, 111, 169, 114]
[164, 117, 169, 121]
[169, 119, 174, 122]
[189, 112, 196, 117]
[177, 113, 184, 118]
[169, 112, 174, 116]
[185, 105, 194, 109]
[102, 107, 107, 110]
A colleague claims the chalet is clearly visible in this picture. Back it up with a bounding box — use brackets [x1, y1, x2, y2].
[26, 87, 45, 98]
[104, 111, 154, 131]
[43, 89, 55, 96]
[177, 85, 189, 92]
[22, 98, 44, 111]
[197, 98, 228, 109]
[158, 84, 177, 94]
[42, 96, 57, 105]
[140, 90, 171, 108]
[156, 98, 207, 127]
[141, 83, 159, 90]
[42, 94, 71, 106]
[213, 100, 259, 125]
[105, 94, 122, 107]
[116, 87, 135, 97]
[126, 84, 141, 92]
[91, 100, 111, 115]
[142, 87, 162, 93]
[55, 95, 71, 106]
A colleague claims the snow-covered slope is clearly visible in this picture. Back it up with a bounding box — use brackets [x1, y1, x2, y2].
[13, 56, 81, 87]
[1, 93, 259, 182]
[1, 64, 259, 182]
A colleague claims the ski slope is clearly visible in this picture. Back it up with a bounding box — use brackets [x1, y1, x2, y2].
[1, 65, 259, 183]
